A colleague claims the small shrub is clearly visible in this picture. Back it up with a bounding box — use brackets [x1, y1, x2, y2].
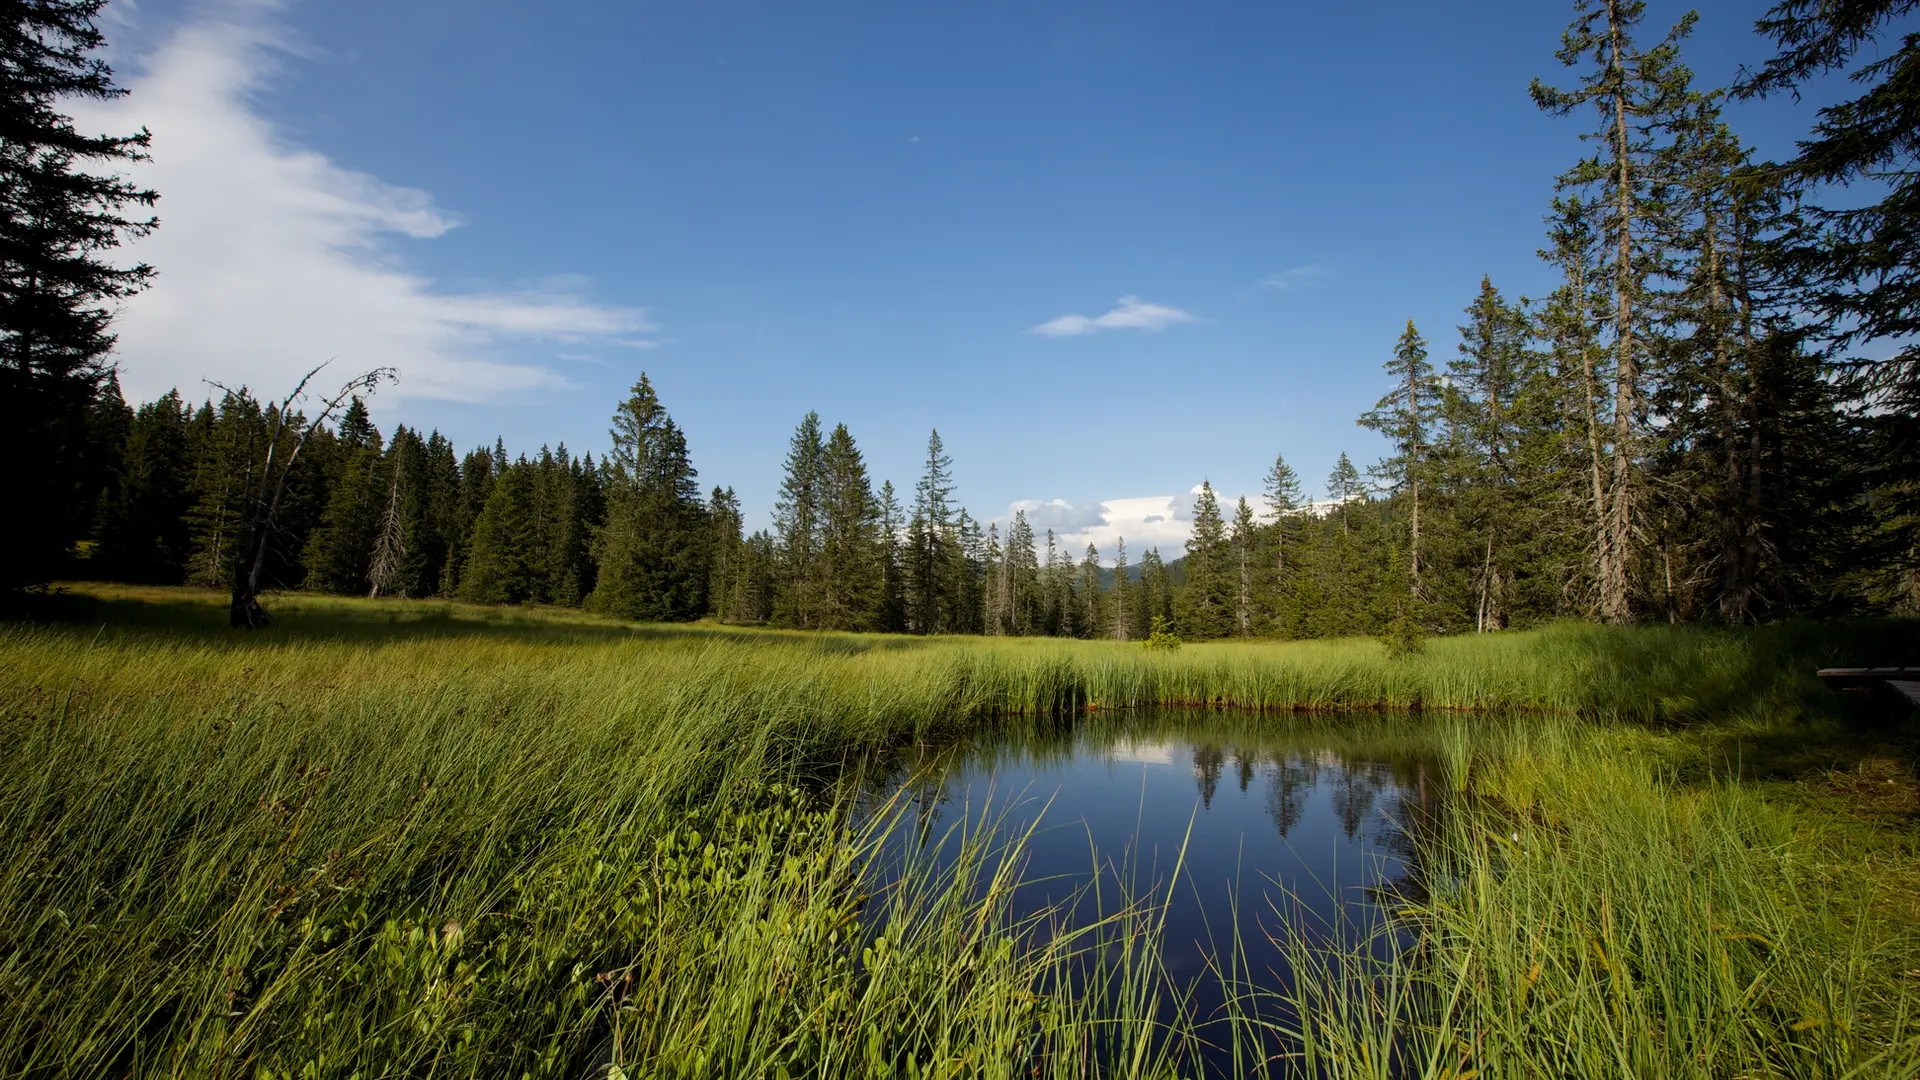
[1143, 615, 1183, 651]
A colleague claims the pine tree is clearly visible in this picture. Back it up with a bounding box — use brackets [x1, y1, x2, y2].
[0, 0, 158, 589]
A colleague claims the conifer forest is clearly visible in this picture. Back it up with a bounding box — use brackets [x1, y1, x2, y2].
[20, 2, 1914, 639]
[4, 2, 1920, 1079]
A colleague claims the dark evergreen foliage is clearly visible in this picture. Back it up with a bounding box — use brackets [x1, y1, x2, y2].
[43, 0, 1920, 632]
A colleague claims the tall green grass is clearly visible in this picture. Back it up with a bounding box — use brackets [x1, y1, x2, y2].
[1267, 726, 1920, 1078]
[0, 584, 1915, 1076]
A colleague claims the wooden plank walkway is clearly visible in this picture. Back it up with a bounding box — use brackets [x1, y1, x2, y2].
[1817, 668, 1920, 709]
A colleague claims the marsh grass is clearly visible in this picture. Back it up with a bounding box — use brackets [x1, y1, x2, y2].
[1, 583, 1916, 1077]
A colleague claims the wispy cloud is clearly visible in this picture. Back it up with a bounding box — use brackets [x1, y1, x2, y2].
[1261, 264, 1328, 292]
[1030, 296, 1197, 338]
[71, 11, 651, 405]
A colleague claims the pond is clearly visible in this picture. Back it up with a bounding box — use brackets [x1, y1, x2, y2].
[870, 712, 1448, 1075]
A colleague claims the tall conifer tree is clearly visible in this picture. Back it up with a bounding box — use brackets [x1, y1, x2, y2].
[589, 375, 707, 621]
[1359, 321, 1441, 591]
[1533, 0, 1698, 621]
[0, 0, 157, 589]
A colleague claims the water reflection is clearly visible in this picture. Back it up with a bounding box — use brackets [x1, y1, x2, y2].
[856, 711, 1449, 1076]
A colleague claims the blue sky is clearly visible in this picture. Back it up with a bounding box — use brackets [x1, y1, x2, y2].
[87, 0, 1855, 558]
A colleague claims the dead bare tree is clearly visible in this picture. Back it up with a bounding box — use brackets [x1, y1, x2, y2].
[216, 363, 396, 628]
[367, 450, 408, 599]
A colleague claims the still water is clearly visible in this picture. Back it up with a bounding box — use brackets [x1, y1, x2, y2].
[872, 712, 1446, 1073]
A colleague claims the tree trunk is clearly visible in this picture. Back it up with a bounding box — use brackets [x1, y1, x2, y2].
[1603, 0, 1637, 624]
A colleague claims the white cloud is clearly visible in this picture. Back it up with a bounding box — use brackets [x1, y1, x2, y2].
[70, 13, 651, 406]
[1261, 264, 1328, 292]
[1008, 498, 1108, 532]
[1030, 295, 1197, 338]
[1002, 485, 1264, 564]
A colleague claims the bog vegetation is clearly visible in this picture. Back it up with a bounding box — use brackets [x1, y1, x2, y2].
[1, 587, 1917, 1077]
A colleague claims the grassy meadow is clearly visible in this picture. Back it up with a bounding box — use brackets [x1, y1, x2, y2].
[1, 583, 1917, 1077]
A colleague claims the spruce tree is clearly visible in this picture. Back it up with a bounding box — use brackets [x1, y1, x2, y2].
[706, 486, 745, 622]
[984, 522, 1008, 634]
[874, 480, 907, 632]
[409, 432, 461, 597]
[819, 422, 879, 630]
[1358, 321, 1441, 591]
[1231, 496, 1258, 637]
[1076, 543, 1104, 638]
[1445, 278, 1535, 630]
[1005, 510, 1039, 635]
[1326, 453, 1364, 535]
[81, 371, 130, 545]
[0, 0, 158, 589]
[443, 444, 497, 596]
[462, 458, 540, 605]
[1532, 0, 1698, 621]
[1109, 538, 1132, 640]
[589, 374, 708, 621]
[94, 389, 192, 582]
[1179, 481, 1232, 638]
[773, 412, 825, 627]
[907, 430, 955, 633]
[1262, 453, 1306, 634]
[1738, 0, 1920, 612]
[1041, 528, 1069, 636]
[185, 392, 265, 589]
[1138, 548, 1175, 640]
[303, 398, 385, 595]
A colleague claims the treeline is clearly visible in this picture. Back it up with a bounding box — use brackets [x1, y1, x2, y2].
[16, 0, 1920, 637]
